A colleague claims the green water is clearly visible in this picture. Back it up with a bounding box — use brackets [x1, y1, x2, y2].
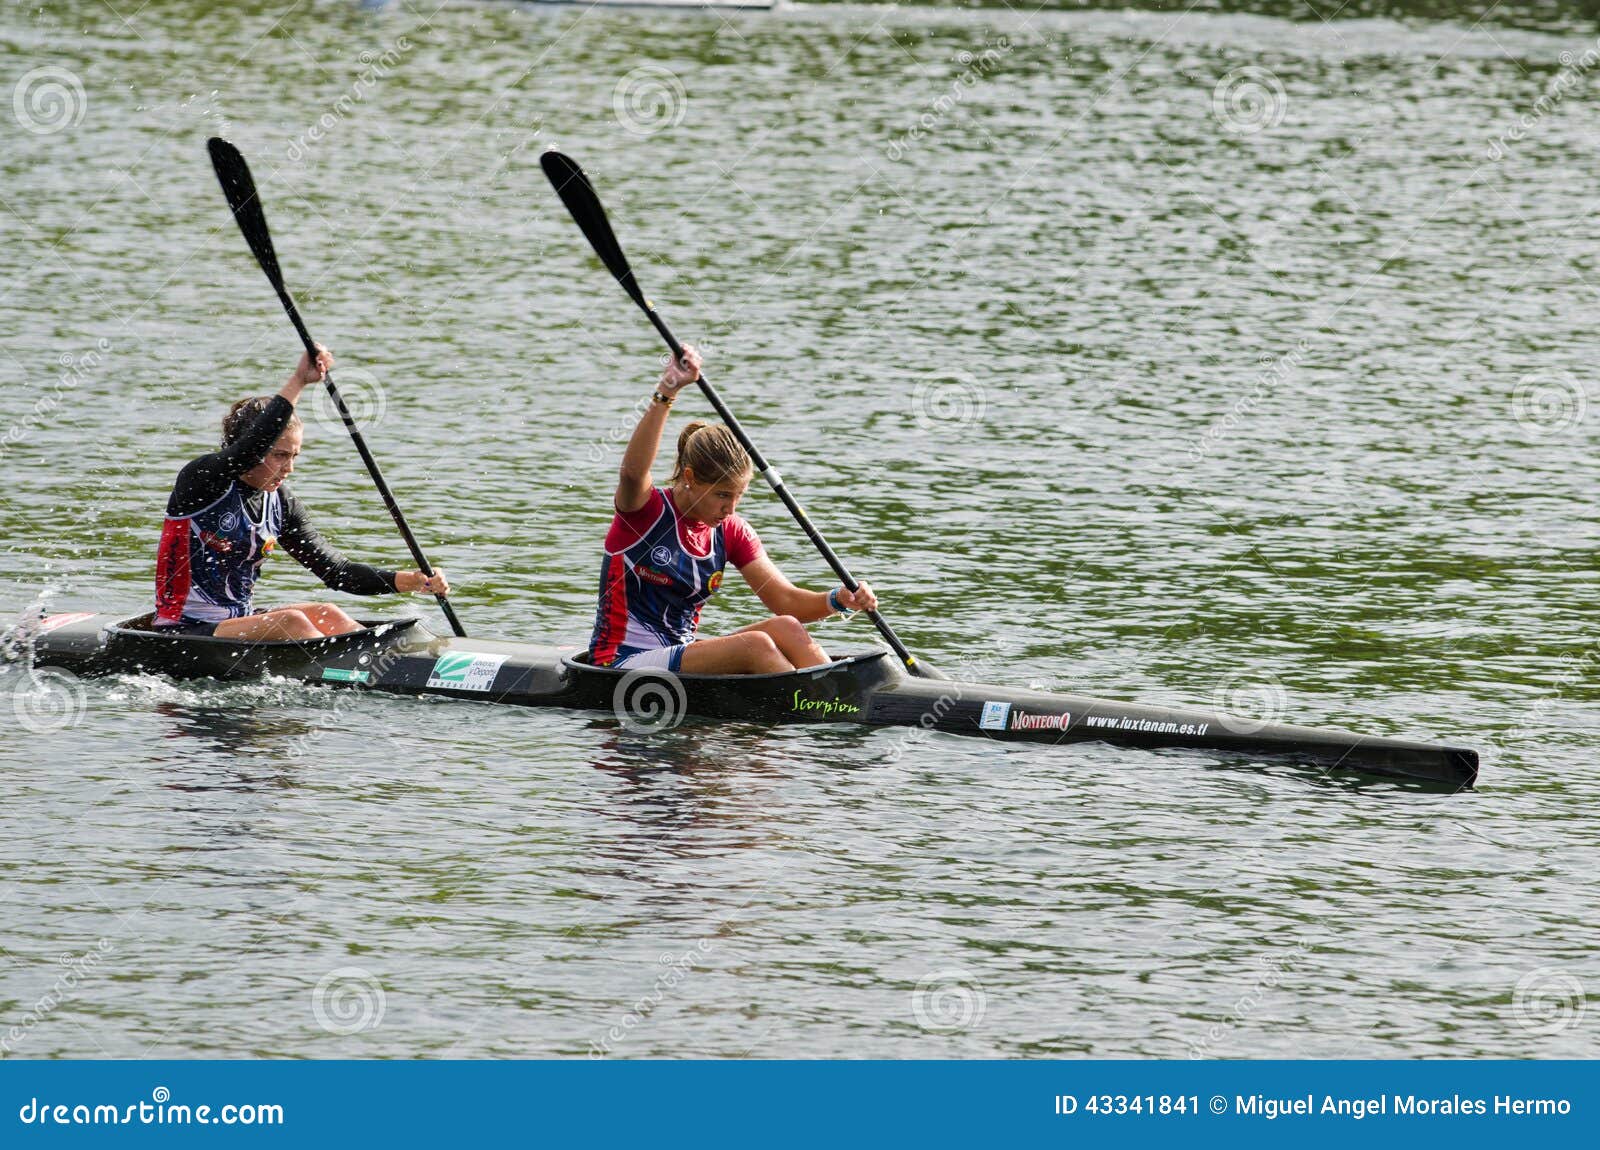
[0, 0, 1594, 1057]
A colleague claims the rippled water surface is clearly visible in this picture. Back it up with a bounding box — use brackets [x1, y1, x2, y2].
[1, 0, 1596, 1058]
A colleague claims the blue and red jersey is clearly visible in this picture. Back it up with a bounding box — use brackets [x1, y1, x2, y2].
[153, 395, 397, 627]
[588, 487, 763, 665]
[155, 482, 283, 624]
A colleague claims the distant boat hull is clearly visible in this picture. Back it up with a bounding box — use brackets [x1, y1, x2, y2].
[515, 0, 777, 10]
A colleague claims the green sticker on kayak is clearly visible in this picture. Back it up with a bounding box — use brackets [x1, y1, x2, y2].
[427, 651, 506, 692]
[321, 668, 371, 684]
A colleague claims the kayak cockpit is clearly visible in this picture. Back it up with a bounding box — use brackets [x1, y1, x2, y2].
[556, 647, 900, 727]
[559, 647, 890, 681]
[103, 613, 424, 681]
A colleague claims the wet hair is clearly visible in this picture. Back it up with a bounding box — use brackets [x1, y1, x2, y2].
[222, 396, 301, 448]
[670, 422, 751, 487]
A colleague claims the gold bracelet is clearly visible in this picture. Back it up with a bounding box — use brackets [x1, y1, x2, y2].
[652, 389, 675, 406]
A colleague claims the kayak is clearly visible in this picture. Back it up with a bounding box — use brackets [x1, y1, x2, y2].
[6, 611, 1480, 789]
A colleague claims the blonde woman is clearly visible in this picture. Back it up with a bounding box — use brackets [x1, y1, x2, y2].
[588, 347, 876, 674]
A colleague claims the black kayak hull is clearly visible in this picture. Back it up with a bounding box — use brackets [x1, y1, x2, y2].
[5, 611, 1480, 789]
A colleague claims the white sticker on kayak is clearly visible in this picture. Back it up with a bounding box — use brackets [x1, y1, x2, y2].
[427, 651, 506, 692]
[978, 701, 1011, 731]
[39, 612, 95, 632]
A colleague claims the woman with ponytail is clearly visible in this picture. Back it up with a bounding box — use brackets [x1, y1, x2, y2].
[588, 346, 876, 674]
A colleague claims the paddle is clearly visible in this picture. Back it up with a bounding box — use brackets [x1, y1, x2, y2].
[540, 149, 943, 680]
[205, 137, 466, 638]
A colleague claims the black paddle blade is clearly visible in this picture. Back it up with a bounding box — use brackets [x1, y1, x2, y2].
[539, 150, 646, 309]
[206, 138, 289, 296]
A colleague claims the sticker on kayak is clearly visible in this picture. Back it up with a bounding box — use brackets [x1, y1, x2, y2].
[978, 701, 1011, 731]
[1009, 710, 1071, 731]
[427, 651, 506, 692]
[321, 668, 371, 684]
[39, 612, 95, 632]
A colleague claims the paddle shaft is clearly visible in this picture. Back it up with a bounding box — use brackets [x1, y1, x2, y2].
[207, 138, 465, 637]
[640, 310, 926, 674]
[539, 148, 936, 676]
[283, 312, 467, 640]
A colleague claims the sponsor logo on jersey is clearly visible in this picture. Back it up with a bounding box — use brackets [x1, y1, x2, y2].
[1010, 710, 1072, 731]
[707, 570, 723, 593]
[219, 511, 240, 532]
[635, 564, 673, 587]
[199, 530, 235, 554]
[259, 535, 276, 558]
[650, 545, 673, 566]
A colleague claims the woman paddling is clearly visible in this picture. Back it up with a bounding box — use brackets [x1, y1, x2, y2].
[588, 346, 876, 674]
[154, 346, 449, 639]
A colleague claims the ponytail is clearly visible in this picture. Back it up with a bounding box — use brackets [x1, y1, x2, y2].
[671, 422, 751, 486]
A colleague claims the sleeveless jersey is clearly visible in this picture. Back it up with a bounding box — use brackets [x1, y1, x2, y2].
[155, 482, 283, 624]
[588, 488, 761, 665]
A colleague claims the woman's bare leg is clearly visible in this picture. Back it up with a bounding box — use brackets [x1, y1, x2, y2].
[214, 609, 320, 641]
[274, 602, 363, 636]
[678, 630, 795, 675]
[733, 615, 828, 670]
[213, 604, 361, 641]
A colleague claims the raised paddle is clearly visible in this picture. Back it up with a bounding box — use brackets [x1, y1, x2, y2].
[539, 149, 943, 680]
[205, 137, 466, 638]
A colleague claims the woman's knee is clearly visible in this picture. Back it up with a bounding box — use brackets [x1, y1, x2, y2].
[772, 615, 807, 639]
[742, 631, 781, 656]
[738, 631, 789, 672]
[269, 609, 317, 639]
